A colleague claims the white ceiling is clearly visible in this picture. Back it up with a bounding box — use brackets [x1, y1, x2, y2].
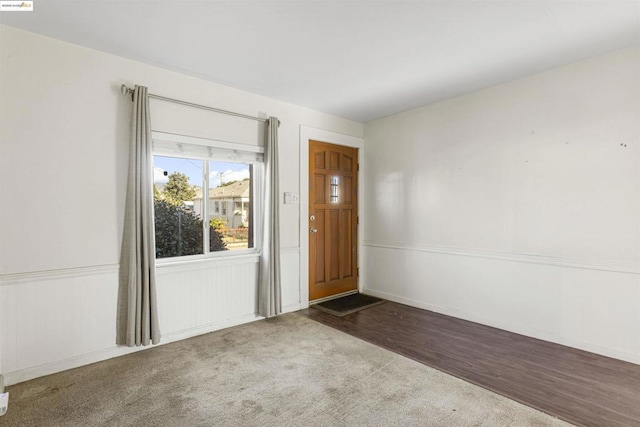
[2, 1, 639, 122]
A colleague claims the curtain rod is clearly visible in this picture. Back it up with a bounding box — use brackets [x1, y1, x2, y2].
[121, 84, 269, 124]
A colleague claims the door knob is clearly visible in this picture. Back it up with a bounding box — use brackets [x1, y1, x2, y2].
[310, 227, 318, 234]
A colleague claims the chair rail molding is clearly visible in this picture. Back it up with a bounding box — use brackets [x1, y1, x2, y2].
[363, 240, 640, 275]
[0, 264, 119, 286]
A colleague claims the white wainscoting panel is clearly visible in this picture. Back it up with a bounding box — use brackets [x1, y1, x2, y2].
[0, 254, 268, 385]
[280, 248, 301, 313]
[156, 256, 258, 337]
[363, 243, 640, 365]
[1, 266, 120, 384]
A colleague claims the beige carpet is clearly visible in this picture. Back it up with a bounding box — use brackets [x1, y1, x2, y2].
[4, 313, 571, 426]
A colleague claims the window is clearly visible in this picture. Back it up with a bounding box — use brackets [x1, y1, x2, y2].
[152, 132, 263, 260]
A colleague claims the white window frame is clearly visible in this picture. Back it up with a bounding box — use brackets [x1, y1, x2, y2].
[152, 131, 264, 264]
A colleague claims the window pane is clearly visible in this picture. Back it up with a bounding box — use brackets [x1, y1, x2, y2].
[153, 156, 204, 258]
[208, 161, 252, 251]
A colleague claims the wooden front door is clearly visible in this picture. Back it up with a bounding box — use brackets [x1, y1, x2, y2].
[309, 140, 358, 301]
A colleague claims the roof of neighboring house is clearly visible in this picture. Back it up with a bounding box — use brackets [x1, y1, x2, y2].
[194, 180, 250, 200]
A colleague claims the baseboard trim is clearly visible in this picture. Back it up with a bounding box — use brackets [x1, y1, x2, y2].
[364, 288, 640, 366]
[4, 313, 261, 386]
[363, 241, 640, 275]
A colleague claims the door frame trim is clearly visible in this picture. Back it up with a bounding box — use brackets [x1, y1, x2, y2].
[299, 126, 365, 307]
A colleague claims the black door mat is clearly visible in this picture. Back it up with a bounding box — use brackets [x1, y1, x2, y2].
[311, 293, 386, 317]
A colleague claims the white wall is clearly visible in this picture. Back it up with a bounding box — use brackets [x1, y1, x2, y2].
[364, 46, 640, 364]
[0, 25, 363, 385]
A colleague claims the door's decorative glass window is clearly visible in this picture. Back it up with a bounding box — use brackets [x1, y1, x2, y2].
[330, 176, 339, 203]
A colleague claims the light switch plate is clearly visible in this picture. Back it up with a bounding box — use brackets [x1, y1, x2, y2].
[283, 192, 300, 204]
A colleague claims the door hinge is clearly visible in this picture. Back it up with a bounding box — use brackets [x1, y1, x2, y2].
[357, 267, 359, 277]
[357, 216, 359, 225]
[357, 163, 360, 172]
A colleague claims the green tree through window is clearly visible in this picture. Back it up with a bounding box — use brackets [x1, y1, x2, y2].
[154, 172, 227, 258]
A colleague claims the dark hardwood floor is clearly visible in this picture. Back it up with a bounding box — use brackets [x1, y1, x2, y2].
[302, 301, 640, 427]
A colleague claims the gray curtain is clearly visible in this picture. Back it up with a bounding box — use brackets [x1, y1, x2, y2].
[116, 85, 161, 346]
[258, 117, 282, 318]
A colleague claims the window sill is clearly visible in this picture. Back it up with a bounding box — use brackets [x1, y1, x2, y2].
[156, 251, 260, 272]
